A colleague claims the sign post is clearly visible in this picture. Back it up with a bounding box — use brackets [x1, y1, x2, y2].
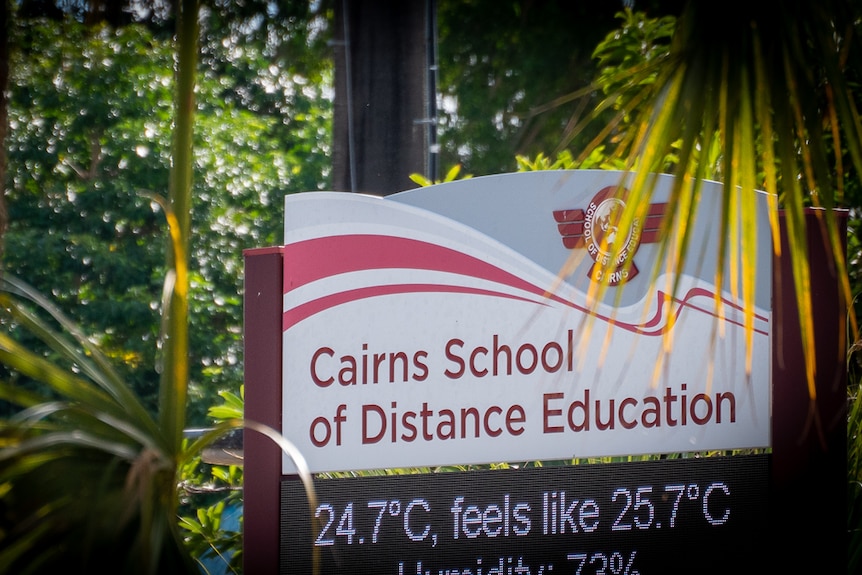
[243, 246, 284, 575]
[770, 210, 847, 573]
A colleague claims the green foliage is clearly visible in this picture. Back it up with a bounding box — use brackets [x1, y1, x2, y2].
[1, 4, 328, 572]
[514, 149, 626, 172]
[432, 1, 687, 177]
[0, 274, 208, 574]
[591, 8, 676, 124]
[0, 3, 245, 572]
[179, 497, 242, 574]
[5, 19, 174, 415]
[178, 391, 245, 574]
[434, 0, 627, 176]
[4, 12, 332, 425]
[408, 163, 471, 187]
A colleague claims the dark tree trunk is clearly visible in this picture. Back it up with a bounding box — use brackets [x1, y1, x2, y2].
[332, 0, 431, 196]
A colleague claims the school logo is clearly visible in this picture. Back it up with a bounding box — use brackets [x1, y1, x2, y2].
[553, 186, 667, 286]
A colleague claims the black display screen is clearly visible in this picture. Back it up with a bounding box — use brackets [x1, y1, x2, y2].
[281, 454, 768, 575]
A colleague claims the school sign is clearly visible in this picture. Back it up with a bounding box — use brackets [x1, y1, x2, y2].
[279, 170, 771, 474]
[243, 170, 845, 574]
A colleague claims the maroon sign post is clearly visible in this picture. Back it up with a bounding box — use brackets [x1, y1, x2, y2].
[243, 246, 284, 575]
[771, 209, 847, 572]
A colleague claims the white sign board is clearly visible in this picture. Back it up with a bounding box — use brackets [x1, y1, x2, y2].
[281, 171, 771, 474]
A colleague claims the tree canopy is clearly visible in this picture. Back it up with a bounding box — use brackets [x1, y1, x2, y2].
[3, 5, 332, 423]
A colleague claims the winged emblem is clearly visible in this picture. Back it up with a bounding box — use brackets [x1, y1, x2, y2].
[553, 186, 667, 286]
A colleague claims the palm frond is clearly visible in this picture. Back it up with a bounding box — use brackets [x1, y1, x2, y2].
[574, 1, 860, 398]
[0, 277, 161, 440]
[0, 277, 188, 573]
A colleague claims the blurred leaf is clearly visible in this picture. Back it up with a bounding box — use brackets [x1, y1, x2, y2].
[563, 1, 860, 399]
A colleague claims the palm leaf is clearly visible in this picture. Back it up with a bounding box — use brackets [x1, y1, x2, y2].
[158, 0, 198, 451]
[569, 1, 860, 400]
[0, 279, 189, 573]
[0, 277, 161, 439]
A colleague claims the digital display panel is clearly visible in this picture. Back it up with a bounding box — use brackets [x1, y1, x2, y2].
[281, 454, 768, 574]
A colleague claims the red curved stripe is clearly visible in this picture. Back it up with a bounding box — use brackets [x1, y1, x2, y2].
[282, 235, 769, 337]
[283, 283, 550, 331]
[282, 235, 539, 295]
